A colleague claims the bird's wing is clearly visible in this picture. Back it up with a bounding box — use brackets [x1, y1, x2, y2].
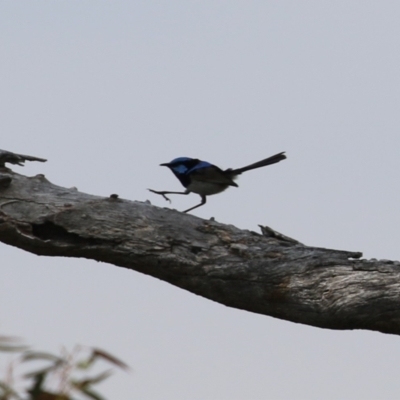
[190, 166, 238, 187]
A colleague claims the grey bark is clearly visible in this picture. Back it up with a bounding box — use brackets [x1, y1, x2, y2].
[1, 164, 400, 335]
[0, 149, 47, 168]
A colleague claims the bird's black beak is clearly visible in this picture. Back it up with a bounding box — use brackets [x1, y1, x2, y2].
[160, 163, 170, 167]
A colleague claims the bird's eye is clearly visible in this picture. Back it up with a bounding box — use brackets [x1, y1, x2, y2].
[172, 164, 188, 174]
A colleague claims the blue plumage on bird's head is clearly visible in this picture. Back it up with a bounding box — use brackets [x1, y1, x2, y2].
[159, 158, 197, 187]
[160, 157, 200, 175]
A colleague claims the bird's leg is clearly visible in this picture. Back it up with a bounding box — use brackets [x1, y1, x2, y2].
[148, 189, 189, 203]
[183, 195, 206, 213]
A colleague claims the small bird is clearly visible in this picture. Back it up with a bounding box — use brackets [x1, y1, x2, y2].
[149, 151, 286, 213]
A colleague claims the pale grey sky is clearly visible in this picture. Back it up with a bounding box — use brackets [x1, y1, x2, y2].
[1, 2, 400, 399]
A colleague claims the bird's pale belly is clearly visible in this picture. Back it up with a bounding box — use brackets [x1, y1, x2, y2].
[187, 181, 229, 196]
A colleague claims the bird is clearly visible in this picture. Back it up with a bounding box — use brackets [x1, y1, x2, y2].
[149, 151, 286, 213]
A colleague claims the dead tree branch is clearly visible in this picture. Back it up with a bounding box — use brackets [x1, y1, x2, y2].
[1, 158, 399, 335]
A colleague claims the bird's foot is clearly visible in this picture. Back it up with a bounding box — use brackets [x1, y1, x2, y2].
[148, 189, 172, 203]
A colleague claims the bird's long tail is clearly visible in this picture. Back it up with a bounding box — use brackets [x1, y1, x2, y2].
[227, 152, 286, 175]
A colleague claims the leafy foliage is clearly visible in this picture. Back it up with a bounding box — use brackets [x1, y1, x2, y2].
[0, 335, 129, 400]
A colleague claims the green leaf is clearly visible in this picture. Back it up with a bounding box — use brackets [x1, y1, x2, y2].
[0, 336, 28, 353]
[72, 370, 113, 389]
[22, 351, 64, 363]
[89, 349, 129, 371]
[79, 387, 106, 400]
[0, 345, 28, 353]
[26, 371, 46, 398]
